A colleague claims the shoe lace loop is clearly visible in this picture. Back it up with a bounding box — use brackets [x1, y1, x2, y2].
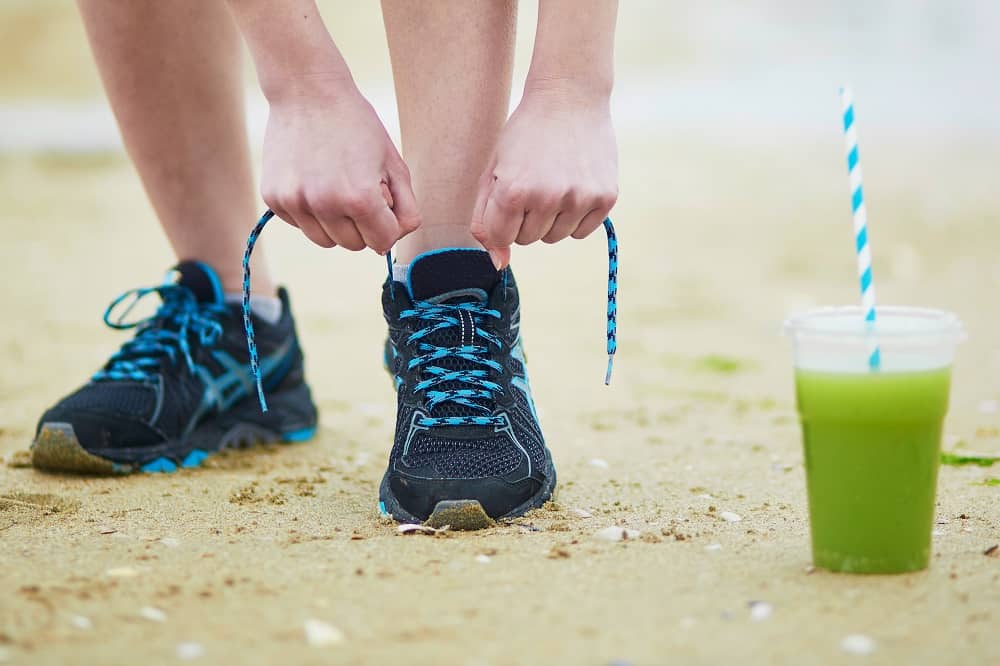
[92, 284, 224, 383]
[241, 209, 619, 414]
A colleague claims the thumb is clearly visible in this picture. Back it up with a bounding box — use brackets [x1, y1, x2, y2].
[471, 167, 508, 271]
[385, 165, 422, 238]
[488, 247, 510, 272]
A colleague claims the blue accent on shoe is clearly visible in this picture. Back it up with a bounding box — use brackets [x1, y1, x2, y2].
[141, 457, 178, 473]
[181, 449, 209, 468]
[378, 501, 388, 517]
[282, 426, 316, 443]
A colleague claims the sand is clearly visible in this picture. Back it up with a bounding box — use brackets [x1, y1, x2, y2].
[1, 136, 998, 666]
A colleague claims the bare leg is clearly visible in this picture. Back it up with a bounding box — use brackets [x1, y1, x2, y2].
[77, 0, 273, 294]
[381, 0, 517, 264]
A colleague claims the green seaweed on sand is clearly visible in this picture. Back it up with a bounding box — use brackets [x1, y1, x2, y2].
[693, 355, 754, 374]
[975, 478, 1000, 486]
[940, 452, 998, 467]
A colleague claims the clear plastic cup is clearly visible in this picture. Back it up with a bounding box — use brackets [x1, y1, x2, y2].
[784, 306, 964, 573]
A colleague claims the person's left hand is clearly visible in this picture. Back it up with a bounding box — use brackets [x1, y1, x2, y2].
[471, 84, 618, 270]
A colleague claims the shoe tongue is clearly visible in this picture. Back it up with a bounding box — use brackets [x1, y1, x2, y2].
[170, 261, 226, 306]
[406, 249, 500, 303]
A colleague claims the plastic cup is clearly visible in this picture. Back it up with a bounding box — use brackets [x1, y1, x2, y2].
[784, 306, 964, 573]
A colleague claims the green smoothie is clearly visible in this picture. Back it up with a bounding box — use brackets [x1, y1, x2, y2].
[794, 367, 952, 573]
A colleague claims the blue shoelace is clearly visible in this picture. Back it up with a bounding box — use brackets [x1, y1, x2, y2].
[397, 299, 507, 428]
[241, 210, 618, 414]
[92, 283, 224, 383]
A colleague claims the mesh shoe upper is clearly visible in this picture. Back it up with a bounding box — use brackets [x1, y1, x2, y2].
[37, 261, 307, 459]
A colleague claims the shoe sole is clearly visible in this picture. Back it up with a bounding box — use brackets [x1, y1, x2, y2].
[31, 421, 316, 475]
[377, 454, 557, 530]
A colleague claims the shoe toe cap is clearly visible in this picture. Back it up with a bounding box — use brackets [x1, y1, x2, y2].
[388, 470, 542, 521]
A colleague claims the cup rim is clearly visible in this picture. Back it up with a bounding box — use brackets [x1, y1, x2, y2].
[784, 305, 965, 342]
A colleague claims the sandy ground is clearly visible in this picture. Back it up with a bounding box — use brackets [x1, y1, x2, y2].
[1, 133, 998, 666]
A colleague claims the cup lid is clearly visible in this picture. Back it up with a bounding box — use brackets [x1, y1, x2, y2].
[784, 306, 965, 343]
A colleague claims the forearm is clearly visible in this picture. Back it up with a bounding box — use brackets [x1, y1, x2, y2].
[527, 0, 617, 101]
[225, 0, 355, 101]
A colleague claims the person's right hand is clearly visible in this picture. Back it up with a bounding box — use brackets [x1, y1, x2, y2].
[261, 86, 421, 253]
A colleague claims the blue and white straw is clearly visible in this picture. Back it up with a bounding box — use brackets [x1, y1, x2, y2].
[840, 87, 881, 371]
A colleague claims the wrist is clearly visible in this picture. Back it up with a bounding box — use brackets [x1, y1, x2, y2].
[522, 73, 613, 107]
[260, 64, 356, 105]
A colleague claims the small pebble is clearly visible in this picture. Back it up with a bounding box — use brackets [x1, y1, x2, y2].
[176, 643, 205, 660]
[985, 544, 999, 557]
[475, 554, 492, 564]
[70, 614, 92, 630]
[304, 619, 344, 647]
[139, 606, 167, 622]
[97, 526, 117, 535]
[397, 524, 441, 535]
[748, 601, 773, 621]
[159, 537, 180, 548]
[720, 511, 742, 523]
[589, 458, 609, 469]
[105, 567, 139, 578]
[704, 543, 723, 552]
[570, 508, 593, 519]
[840, 634, 876, 655]
[595, 526, 640, 542]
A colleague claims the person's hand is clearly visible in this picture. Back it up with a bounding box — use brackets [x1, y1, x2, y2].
[471, 84, 618, 269]
[261, 85, 421, 253]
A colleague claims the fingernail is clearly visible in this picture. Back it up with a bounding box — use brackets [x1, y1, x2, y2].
[488, 249, 505, 271]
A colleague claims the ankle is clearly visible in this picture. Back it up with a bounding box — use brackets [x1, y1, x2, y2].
[393, 224, 482, 264]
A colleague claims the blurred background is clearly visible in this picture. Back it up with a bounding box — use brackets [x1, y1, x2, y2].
[3, 0, 999, 149]
[1, 0, 998, 427]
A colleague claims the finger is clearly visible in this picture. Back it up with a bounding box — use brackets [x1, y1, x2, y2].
[261, 192, 297, 228]
[351, 201, 399, 255]
[541, 209, 585, 244]
[269, 204, 297, 228]
[570, 208, 612, 240]
[293, 211, 337, 248]
[471, 173, 510, 271]
[385, 165, 422, 237]
[515, 207, 559, 245]
[322, 216, 367, 251]
[470, 166, 497, 248]
[483, 182, 526, 247]
[335, 185, 398, 253]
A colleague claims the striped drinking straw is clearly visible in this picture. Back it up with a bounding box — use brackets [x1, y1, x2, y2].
[839, 87, 882, 371]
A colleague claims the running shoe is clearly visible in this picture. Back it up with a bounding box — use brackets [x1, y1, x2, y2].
[32, 261, 317, 474]
[377, 248, 554, 527]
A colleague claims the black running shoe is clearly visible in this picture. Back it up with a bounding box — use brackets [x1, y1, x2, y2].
[377, 249, 556, 528]
[32, 261, 317, 474]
